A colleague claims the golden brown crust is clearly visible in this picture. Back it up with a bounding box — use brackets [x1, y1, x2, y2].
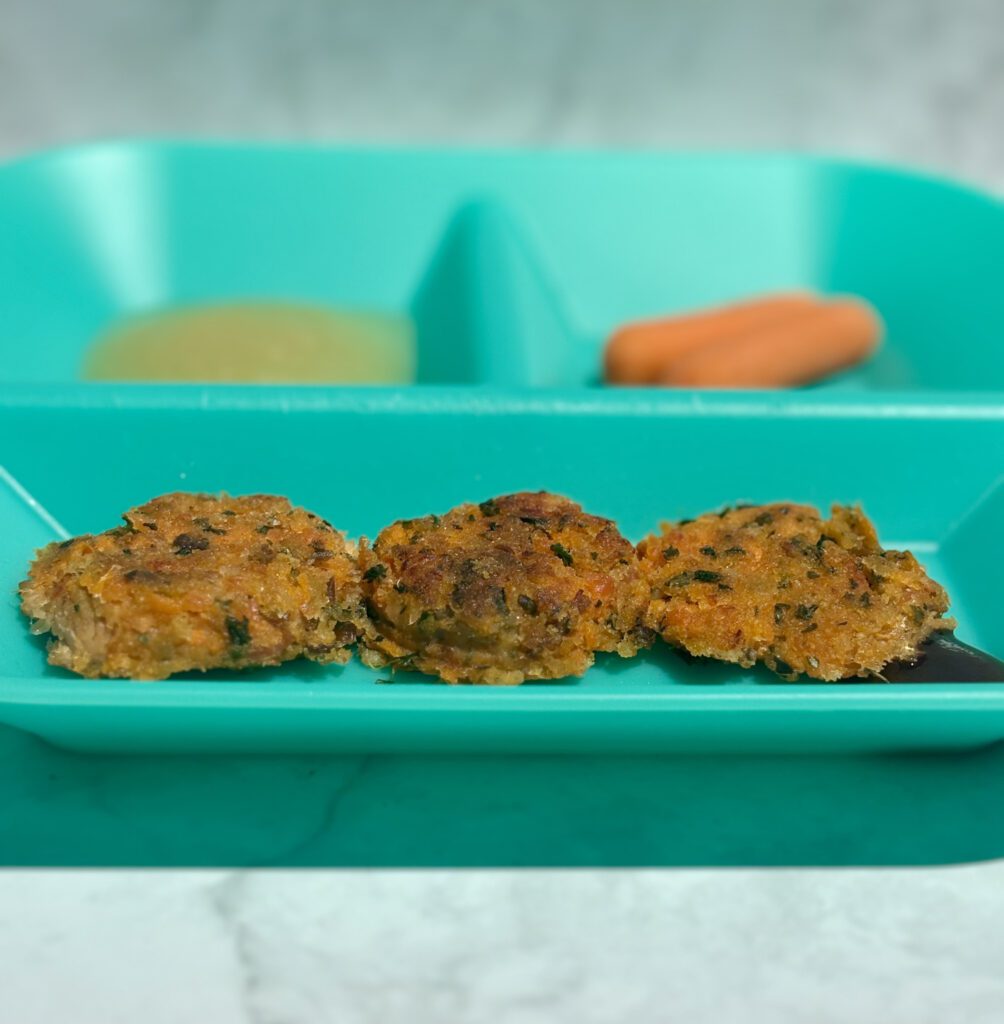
[359, 491, 651, 684]
[637, 503, 953, 681]
[19, 492, 367, 679]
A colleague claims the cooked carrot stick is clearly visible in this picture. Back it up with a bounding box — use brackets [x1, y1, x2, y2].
[604, 292, 819, 385]
[657, 298, 882, 389]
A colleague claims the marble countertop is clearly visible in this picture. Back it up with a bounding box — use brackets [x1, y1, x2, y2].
[1, 0, 1002, 194]
[2, 868, 1003, 1023]
[1, 0, 1002, 1019]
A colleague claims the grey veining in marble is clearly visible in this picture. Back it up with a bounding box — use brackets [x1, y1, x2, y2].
[2, 868, 1004, 1024]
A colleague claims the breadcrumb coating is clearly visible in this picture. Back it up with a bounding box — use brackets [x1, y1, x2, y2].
[636, 503, 952, 680]
[20, 492, 367, 679]
[359, 491, 651, 684]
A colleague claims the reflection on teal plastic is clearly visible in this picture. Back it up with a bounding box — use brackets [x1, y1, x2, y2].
[412, 202, 576, 386]
[2, 723, 1004, 868]
[0, 143, 1001, 389]
[940, 478, 1004, 646]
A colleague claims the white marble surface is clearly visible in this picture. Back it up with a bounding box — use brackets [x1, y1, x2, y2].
[1, 1, 1003, 1020]
[0, 0, 1002, 193]
[2, 868, 1004, 1024]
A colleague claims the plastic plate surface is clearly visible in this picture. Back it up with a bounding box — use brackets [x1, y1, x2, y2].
[1, 142, 1001, 757]
[1, 390, 1001, 755]
[2, 144, 1003, 867]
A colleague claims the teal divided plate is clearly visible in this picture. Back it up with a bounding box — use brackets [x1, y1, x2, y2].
[0, 143, 1002, 866]
[1, 143, 1002, 391]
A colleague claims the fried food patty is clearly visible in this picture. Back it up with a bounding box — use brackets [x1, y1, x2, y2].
[20, 492, 367, 679]
[358, 491, 651, 684]
[636, 503, 952, 681]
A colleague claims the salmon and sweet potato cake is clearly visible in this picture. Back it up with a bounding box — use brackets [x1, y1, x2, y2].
[20, 492, 367, 679]
[20, 489, 955, 686]
[359, 491, 651, 684]
[637, 502, 952, 681]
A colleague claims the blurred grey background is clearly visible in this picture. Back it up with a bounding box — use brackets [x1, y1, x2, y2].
[1, 0, 1002, 190]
